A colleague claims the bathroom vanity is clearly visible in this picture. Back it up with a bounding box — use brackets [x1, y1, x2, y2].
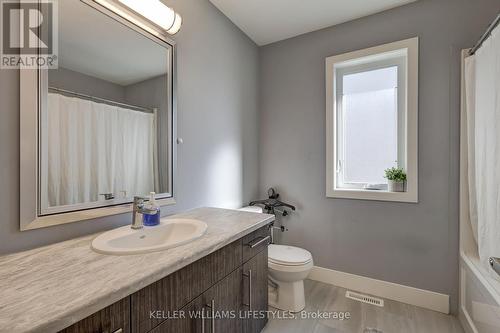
[61, 225, 270, 333]
[0, 208, 274, 333]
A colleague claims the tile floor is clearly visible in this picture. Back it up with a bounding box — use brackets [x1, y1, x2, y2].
[262, 280, 464, 333]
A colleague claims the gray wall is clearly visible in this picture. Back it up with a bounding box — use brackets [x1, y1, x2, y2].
[126, 75, 170, 192]
[259, 0, 499, 314]
[49, 67, 127, 103]
[0, 0, 259, 254]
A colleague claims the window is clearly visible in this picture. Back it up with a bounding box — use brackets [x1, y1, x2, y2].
[326, 38, 418, 202]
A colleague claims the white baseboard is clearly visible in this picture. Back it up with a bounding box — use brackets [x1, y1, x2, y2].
[308, 266, 450, 314]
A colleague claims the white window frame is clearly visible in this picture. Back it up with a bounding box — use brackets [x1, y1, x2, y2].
[336, 58, 405, 189]
[326, 37, 418, 202]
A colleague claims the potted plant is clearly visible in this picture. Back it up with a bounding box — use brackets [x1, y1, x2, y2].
[384, 167, 407, 192]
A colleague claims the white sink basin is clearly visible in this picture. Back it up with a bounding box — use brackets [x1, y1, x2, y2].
[91, 218, 208, 255]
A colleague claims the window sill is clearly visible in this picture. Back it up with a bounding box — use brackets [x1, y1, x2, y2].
[327, 188, 418, 203]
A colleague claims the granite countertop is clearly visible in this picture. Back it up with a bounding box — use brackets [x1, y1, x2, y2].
[0, 207, 274, 333]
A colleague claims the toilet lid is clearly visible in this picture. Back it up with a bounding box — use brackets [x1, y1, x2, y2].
[268, 244, 312, 266]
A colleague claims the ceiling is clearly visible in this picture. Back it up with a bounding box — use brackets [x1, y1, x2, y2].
[58, 0, 168, 86]
[209, 0, 417, 46]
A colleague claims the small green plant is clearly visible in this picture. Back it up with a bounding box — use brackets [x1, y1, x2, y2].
[384, 167, 407, 182]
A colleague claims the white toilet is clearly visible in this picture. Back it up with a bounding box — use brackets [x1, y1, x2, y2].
[268, 244, 313, 312]
[237, 206, 313, 312]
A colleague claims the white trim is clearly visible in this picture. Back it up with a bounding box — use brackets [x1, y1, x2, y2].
[20, 69, 39, 230]
[335, 58, 406, 190]
[326, 37, 419, 203]
[308, 265, 450, 314]
[459, 306, 478, 333]
[459, 265, 479, 333]
[459, 252, 500, 333]
[20, 198, 176, 231]
[328, 188, 418, 203]
[461, 251, 500, 306]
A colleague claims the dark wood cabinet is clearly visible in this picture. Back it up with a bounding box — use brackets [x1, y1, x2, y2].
[149, 295, 205, 333]
[243, 249, 269, 333]
[59, 298, 130, 333]
[202, 267, 244, 333]
[151, 268, 246, 333]
[59, 225, 270, 333]
[131, 240, 242, 333]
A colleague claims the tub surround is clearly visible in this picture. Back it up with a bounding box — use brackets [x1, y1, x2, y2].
[0, 208, 274, 333]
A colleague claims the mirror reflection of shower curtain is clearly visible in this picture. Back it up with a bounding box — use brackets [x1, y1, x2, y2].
[45, 93, 156, 207]
[464, 24, 500, 271]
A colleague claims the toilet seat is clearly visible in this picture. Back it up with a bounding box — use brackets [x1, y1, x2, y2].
[268, 244, 312, 266]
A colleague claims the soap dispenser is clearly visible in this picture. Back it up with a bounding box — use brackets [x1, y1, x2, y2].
[143, 192, 161, 226]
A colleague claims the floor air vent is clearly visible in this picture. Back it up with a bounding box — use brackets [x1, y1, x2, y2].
[345, 290, 384, 307]
[364, 328, 384, 333]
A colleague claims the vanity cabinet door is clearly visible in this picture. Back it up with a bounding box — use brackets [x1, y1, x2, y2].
[58, 298, 130, 333]
[242, 249, 269, 333]
[202, 267, 244, 333]
[150, 267, 244, 333]
[132, 240, 242, 333]
[149, 295, 205, 333]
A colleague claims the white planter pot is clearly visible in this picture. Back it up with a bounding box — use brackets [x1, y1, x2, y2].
[388, 180, 405, 192]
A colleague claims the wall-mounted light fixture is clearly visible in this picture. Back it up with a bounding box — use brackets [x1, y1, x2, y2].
[94, 0, 182, 35]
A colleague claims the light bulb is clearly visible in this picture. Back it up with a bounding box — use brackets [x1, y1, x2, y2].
[115, 0, 182, 34]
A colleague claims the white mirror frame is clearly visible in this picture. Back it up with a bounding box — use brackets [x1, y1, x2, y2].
[20, 0, 177, 231]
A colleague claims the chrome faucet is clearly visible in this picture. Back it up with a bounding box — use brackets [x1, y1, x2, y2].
[490, 257, 500, 277]
[131, 196, 158, 230]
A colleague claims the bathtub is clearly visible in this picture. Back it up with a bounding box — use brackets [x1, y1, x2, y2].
[459, 250, 500, 333]
[459, 49, 500, 333]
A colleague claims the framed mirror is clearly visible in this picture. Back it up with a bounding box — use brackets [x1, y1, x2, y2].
[20, 0, 176, 230]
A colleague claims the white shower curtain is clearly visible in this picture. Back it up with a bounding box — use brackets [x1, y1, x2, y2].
[46, 93, 156, 207]
[464, 24, 500, 271]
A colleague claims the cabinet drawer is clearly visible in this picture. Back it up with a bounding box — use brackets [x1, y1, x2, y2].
[242, 225, 271, 262]
[59, 298, 130, 333]
[131, 239, 242, 333]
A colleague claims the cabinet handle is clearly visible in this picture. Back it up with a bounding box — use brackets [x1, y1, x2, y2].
[247, 236, 271, 249]
[243, 269, 253, 310]
[201, 307, 205, 333]
[111, 329, 122, 333]
[205, 299, 216, 333]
